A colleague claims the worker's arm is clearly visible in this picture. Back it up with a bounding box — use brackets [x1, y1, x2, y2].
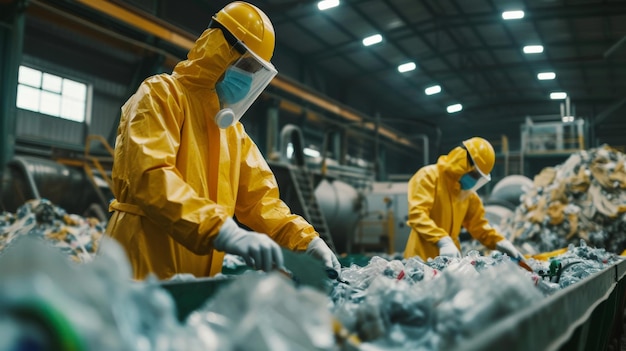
[406, 167, 451, 244]
[233, 133, 340, 271]
[463, 195, 525, 261]
[462, 194, 505, 249]
[233, 131, 318, 251]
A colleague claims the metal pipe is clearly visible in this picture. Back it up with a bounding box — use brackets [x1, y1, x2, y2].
[74, 0, 196, 48]
[604, 34, 626, 59]
[69, 0, 418, 151]
[262, 93, 420, 157]
[279, 124, 305, 166]
[30, 0, 181, 63]
[0, 0, 25, 200]
[266, 102, 279, 159]
[9, 157, 41, 199]
[411, 134, 429, 166]
[501, 135, 509, 176]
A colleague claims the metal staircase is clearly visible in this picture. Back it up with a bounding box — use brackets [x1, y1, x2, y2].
[267, 124, 337, 252]
[288, 167, 335, 252]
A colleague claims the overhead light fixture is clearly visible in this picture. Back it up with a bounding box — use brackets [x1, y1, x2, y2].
[362, 34, 382, 46]
[398, 62, 416, 73]
[523, 45, 544, 54]
[561, 116, 575, 123]
[425, 85, 441, 95]
[502, 10, 525, 20]
[550, 92, 567, 100]
[447, 103, 463, 113]
[317, 0, 339, 11]
[303, 147, 321, 157]
[537, 72, 556, 80]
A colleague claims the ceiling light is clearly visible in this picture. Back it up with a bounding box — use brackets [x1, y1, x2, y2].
[303, 147, 321, 157]
[398, 62, 416, 73]
[537, 72, 556, 80]
[561, 116, 574, 123]
[523, 45, 544, 54]
[362, 34, 382, 46]
[425, 85, 441, 95]
[317, 0, 339, 11]
[447, 104, 463, 113]
[502, 10, 525, 20]
[550, 92, 567, 100]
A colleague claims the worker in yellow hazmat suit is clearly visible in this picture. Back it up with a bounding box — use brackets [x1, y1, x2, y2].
[106, 1, 340, 280]
[403, 137, 524, 261]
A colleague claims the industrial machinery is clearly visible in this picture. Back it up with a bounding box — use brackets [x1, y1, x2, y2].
[482, 175, 534, 234]
[0, 135, 114, 221]
[355, 181, 411, 254]
[268, 124, 373, 255]
[519, 99, 588, 177]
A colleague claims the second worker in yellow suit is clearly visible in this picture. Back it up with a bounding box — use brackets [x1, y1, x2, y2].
[403, 137, 524, 262]
[105, 2, 340, 280]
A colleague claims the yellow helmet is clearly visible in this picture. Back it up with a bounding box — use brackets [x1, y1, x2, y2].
[213, 1, 275, 62]
[462, 137, 495, 176]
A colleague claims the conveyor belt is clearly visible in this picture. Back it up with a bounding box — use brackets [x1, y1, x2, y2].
[462, 259, 626, 351]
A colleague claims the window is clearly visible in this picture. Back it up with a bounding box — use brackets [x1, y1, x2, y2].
[16, 66, 87, 122]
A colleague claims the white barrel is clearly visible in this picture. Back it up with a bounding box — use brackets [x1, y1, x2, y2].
[314, 179, 361, 253]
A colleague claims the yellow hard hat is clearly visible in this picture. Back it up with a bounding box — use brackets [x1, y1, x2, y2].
[213, 1, 275, 62]
[462, 137, 495, 176]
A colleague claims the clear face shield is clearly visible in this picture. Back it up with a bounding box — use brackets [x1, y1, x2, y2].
[214, 47, 278, 128]
[459, 152, 491, 198]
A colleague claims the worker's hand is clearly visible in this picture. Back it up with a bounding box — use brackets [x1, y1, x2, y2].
[496, 239, 525, 262]
[214, 217, 284, 272]
[437, 236, 461, 258]
[306, 237, 341, 273]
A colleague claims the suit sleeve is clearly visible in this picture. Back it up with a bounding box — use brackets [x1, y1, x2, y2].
[463, 194, 505, 249]
[407, 168, 450, 244]
[233, 132, 317, 251]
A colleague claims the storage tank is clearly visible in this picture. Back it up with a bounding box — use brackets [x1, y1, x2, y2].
[314, 178, 362, 254]
[483, 175, 533, 237]
[488, 175, 533, 210]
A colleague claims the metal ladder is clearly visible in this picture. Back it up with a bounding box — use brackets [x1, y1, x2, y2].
[289, 166, 336, 252]
[272, 124, 337, 252]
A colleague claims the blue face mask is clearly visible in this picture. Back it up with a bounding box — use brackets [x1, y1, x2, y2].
[459, 173, 478, 190]
[215, 67, 253, 105]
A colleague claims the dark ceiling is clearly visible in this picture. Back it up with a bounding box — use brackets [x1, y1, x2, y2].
[226, 0, 626, 152]
[25, 0, 626, 158]
[255, 0, 626, 152]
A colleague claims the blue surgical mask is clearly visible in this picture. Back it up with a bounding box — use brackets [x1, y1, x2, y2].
[215, 67, 253, 104]
[459, 173, 478, 190]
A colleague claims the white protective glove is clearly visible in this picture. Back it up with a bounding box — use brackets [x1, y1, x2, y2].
[214, 217, 284, 272]
[437, 236, 461, 258]
[306, 237, 341, 273]
[496, 239, 525, 262]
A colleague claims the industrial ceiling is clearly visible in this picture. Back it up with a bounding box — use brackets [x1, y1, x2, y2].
[248, 0, 626, 152]
[20, 0, 626, 158]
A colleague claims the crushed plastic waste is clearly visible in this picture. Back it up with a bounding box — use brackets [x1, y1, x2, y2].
[0, 200, 622, 350]
[187, 271, 335, 351]
[0, 236, 202, 351]
[0, 236, 334, 351]
[328, 243, 621, 349]
[500, 145, 626, 255]
[0, 199, 105, 262]
[330, 253, 536, 349]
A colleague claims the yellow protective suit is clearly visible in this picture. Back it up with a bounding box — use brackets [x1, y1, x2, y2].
[106, 28, 317, 280]
[403, 146, 505, 260]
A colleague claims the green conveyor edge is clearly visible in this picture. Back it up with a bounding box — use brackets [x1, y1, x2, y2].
[462, 259, 626, 351]
[159, 257, 626, 350]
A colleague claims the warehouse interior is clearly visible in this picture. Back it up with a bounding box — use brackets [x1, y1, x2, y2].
[1, 0, 626, 350]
